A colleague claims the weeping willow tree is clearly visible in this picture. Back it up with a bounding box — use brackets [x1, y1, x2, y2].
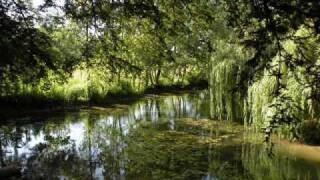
[209, 0, 320, 143]
[210, 31, 320, 141]
[209, 40, 250, 122]
[245, 26, 320, 141]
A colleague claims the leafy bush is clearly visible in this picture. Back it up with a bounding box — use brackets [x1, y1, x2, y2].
[107, 81, 138, 98]
[298, 120, 320, 145]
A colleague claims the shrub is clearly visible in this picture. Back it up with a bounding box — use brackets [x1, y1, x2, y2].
[298, 120, 320, 145]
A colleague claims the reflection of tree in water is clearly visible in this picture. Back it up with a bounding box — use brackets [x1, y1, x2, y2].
[0, 92, 319, 179]
[0, 125, 30, 166]
[121, 119, 245, 179]
[241, 141, 320, 180]
[18, 113, 102, 179]
[93, 116, 126, 179]
[0, 93, 212, 179]
[24, 138, 78, 179]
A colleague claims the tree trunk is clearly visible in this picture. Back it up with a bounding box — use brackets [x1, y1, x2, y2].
[155, 67, 161, 86]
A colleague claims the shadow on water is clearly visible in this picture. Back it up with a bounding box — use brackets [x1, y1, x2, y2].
[0, 90, 319, 179]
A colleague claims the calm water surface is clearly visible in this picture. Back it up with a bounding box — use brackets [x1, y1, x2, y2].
[1, 91, 320, 179]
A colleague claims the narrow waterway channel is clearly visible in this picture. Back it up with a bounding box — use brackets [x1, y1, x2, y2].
[0, 90, 319, 179]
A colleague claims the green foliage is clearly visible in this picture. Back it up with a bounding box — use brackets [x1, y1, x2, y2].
[205, 0, 320, 143]
[1, 0, 211, 107]
[298, 120, 320, 145]
[107, 80, 138, 98]
[209, 24, 253, 122]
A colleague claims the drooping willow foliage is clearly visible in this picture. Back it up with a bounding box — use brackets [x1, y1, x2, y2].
[210, 6, 320, 139]
[209, 41, 249, 122]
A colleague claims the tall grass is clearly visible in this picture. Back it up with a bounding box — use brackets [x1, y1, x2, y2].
[0, 66, 207, 109]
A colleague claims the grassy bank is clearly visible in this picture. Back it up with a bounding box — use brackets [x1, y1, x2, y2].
[0, 81, 208, 120]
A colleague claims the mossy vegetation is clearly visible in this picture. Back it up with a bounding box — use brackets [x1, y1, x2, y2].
[125, 118, 243, 179]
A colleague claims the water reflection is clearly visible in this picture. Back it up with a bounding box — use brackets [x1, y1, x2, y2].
[0, 91, 319, 179]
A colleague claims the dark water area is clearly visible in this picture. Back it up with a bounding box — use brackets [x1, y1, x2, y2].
[0, 91, 320, 179]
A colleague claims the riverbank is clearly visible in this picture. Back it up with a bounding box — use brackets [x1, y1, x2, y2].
[0, 82, 208, 120]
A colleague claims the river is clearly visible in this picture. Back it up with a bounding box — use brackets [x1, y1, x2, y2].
[0, 90, 320, 179]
